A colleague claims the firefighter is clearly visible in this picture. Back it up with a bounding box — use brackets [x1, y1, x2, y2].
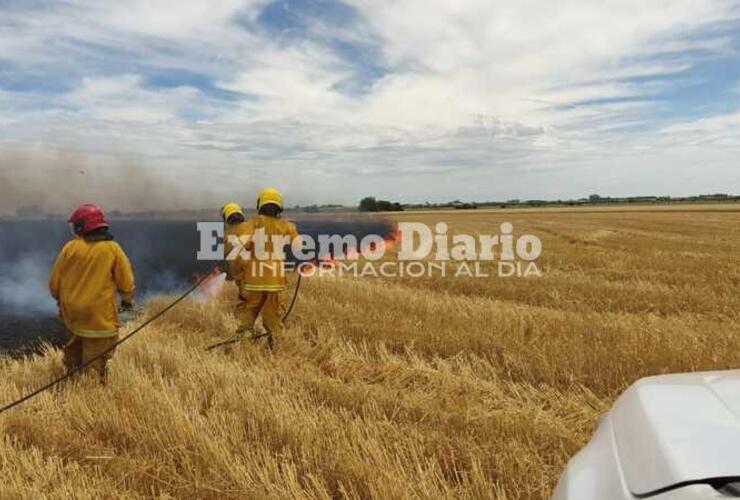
[49, 204, 135, 382]
[235, 187, 299, 347]
[221, 202, 248, 291]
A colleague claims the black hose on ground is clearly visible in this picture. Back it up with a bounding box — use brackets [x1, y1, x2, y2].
[0, 267, 219, 415]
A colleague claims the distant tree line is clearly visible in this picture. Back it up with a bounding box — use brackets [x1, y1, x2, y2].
[586, 193, 737, 204]
[283, 193, 740, 214]
[401, 193, 740, 210]
[292, 204, 346, 213]
[359, 197, 404, 212]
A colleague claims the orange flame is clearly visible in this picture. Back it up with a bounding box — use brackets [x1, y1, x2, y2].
[295, 223, 404, 277]
[359, 223, 402, 257]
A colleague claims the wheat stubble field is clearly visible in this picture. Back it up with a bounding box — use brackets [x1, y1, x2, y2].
[1, 205, 739, 499]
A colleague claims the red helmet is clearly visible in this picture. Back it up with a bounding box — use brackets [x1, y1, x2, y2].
[68, 203, 109, 235]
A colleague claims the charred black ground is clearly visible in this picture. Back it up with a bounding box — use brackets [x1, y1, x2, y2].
[0, 215, 395, 354]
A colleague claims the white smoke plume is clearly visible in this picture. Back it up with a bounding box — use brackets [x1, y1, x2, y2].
[0, 256, 57, 316]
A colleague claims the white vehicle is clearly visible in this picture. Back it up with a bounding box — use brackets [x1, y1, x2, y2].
[554, 370, 740, 499]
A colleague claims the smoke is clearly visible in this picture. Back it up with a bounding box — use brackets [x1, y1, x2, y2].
[0, 256, 57, 316]
[0, 147, 214, 215]
[0, 219, 216, 351]
[0, 211, 395, 352]
[0, 220, 67, 318]
[0, 144, 399, 352]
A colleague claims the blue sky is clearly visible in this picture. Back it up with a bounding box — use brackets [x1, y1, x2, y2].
[0, 0, 739, 210]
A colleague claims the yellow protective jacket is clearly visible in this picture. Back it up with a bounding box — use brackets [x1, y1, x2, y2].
[49, 238, 135, 338]
[224, 220, 251, 283]
[237, 215, 299, 292]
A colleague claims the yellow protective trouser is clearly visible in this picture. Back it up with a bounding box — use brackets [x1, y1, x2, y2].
[239, 291, 285, 339]
[64, 333, 119, 382]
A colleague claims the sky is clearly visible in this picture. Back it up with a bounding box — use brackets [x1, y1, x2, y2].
[1, 0, 740, 210]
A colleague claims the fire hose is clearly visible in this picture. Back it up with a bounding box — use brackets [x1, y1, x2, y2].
[0, 267, 219, 416]
[204, 272, 302, 352]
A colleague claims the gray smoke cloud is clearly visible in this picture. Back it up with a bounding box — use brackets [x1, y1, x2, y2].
[0, 255, 57, 316]
[0, 147, 216, 216]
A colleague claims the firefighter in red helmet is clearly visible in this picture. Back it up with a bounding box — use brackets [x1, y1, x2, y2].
[49, 204, 135, 382]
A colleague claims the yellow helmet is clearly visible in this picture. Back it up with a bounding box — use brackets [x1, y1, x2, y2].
[221, 202, 245, 221]
[256, 187, 283, 210]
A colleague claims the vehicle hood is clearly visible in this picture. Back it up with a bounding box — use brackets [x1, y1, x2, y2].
[611, 369, 740, 497]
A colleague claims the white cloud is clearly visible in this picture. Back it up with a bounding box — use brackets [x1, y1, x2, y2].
[97, 0, 263, 38]
[0, 0, 739, 208]
[220, 44, 358, 122]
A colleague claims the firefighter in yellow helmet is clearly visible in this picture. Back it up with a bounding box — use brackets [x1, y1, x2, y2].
[221, 202, 248, 290]
[49, 204, 135, 382]
[234, 188, 299, 346]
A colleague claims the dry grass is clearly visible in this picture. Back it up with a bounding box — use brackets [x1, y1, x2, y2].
[2, 205, 740, 499]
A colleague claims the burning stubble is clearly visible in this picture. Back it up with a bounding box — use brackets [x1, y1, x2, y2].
[0, 216, 395, 352]
[0, 147, 397, 352]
